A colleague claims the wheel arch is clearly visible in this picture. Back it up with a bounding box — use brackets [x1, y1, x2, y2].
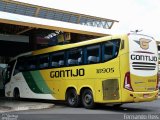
[79, 86, 94, 97]
[13, 87, 20, 97]
[65, 86, 77, 99]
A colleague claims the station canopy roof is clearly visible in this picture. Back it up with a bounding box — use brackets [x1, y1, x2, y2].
[0, 0, 118, 36]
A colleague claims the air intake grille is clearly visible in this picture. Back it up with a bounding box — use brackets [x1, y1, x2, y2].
[102, 79, 119, 100]
[132, 62, 156, 70]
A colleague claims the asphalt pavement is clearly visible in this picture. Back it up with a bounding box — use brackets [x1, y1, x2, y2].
[1, 99, 160, 120]
[0, 95, 159, 113]
[0, 96, 160, 120]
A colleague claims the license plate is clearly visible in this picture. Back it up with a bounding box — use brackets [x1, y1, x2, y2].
[143, 94, 149, 98]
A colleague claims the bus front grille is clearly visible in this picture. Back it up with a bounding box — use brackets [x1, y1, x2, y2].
[132, 62, 156, 70]
[102, 79, 119, 100]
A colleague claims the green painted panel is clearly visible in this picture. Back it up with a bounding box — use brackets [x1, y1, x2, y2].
[22, 72, 43, 93]
[30, 71, 52, 94]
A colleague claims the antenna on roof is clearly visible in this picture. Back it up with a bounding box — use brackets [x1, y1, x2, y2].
[130, 29, 143, 33]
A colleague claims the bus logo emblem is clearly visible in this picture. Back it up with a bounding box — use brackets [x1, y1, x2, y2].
[134, 38, 151, 50]
[139, 38, 151, 50]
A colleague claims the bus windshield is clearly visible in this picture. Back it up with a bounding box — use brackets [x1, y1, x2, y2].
[4, 61, 15, 84]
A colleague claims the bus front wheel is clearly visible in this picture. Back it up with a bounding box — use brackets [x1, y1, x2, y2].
[82, 89, 95, 109]
[66, 89, 80, 107]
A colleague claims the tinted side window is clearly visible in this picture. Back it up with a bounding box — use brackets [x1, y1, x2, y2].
[39, 55, 49, 69]
[103, 39, 120, 62]
[86, 45, 100, 64]
[27, 57, 37, 70]
[67, 48, 83, 66]
[51, 52, 65, 67]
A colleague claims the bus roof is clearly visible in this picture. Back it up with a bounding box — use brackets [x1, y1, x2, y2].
[10, 33, 155, 60]
[32, 34, 127, 55]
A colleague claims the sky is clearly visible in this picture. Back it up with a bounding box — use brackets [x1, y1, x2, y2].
[16, 0, 160, 40]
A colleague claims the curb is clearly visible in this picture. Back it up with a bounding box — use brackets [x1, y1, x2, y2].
[13, 104, 54, 111]
[0, 100, 54, 113]
[0, 104, 54, 113]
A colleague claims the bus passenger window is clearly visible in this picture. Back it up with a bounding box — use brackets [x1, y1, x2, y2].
[104, 42, 114, 61]
[86, 45, 100, 64]
[39, 55, 49, 69]
[103, 40, 120, 62]
[68, 48, 83, 66]
[27, 57, 37, 70]
[51, 52, 65, 67]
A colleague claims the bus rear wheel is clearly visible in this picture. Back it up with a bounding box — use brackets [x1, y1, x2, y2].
[66, 89, 80, 107]
[13, 88, 20, 100]
[82, 89, 95, 109]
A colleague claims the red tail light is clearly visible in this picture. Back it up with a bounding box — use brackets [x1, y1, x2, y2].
[124, 72, 133, 91]
[156, 73, 159, 90]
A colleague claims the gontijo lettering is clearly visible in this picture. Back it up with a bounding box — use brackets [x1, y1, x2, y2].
[131, 54, 157, 62]
[50, 68, 85, 78]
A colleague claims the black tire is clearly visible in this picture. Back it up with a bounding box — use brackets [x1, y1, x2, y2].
[82, 89, 95, 109]
[66, 89, 80, 107]
[14, 88, 20, 100]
